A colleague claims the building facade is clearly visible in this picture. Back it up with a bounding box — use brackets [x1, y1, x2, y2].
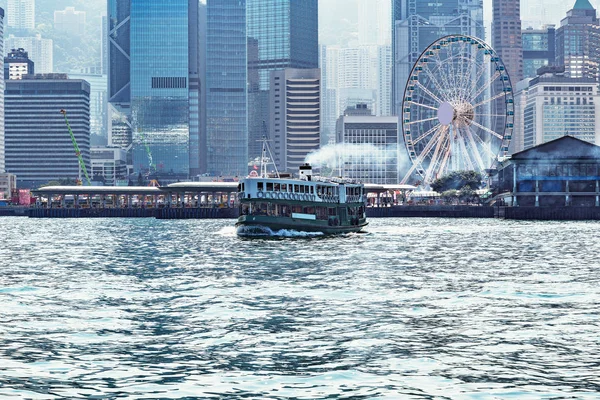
[5, 76, 91, 188]
[498, 136, 600, 207]
[5, 34, 53, 74]
[522, 26, 556, 79]
[54, 7, 86, 36]
[90, 146, 127, 185]
[555, 0, 600, 80]
[392, 0, 484, 118]
[7, 0, 34, 31]
[246, 0, 318, 161]
[492, 0, 523, 83]
[108, 0, 199, 180]
[269, 68, 320, 173]
[520, 70, 600, 150]
[0, 8, 4, 174]
[336, 110, 399, 185]
[70, 73, 108, 146]
[205, 0, 247, 177]
[4, 48, 34, 80]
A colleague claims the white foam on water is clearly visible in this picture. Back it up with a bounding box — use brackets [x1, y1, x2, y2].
[237, 225, 324, 238]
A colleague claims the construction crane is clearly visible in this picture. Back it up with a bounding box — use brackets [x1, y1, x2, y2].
[138, 128, 155, 176]
[60, 109, 91, 186]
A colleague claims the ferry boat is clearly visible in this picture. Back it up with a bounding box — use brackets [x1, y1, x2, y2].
[235, 143, 368, 236]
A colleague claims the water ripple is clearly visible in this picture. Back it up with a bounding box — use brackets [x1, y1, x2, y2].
[1, 217, 599, 398]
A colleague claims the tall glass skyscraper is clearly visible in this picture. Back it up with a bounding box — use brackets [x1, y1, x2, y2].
[205, 0, 247, 177]
[246, 0, 318, 161]
[108, 0, 199, 180]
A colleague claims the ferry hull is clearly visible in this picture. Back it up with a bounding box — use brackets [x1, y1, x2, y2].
[236, 215, 367, 236]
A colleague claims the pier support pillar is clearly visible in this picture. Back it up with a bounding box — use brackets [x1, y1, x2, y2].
[75, 195, 79, 209]
[535, 180, 539, 207]
[565, 181, 570, 206]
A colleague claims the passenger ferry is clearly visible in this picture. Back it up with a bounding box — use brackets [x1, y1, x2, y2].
[236, 159, 368, 236]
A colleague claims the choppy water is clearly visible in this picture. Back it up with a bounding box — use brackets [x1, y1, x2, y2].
[1, 217, 600, 399]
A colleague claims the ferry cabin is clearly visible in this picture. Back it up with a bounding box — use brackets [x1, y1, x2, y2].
[237, 176, 366, 227]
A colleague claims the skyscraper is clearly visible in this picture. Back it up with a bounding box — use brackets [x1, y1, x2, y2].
[205, 0, 247, 177]
[7, 0, 34, 31]
[246, 0, 318, 162]
[269, 68, 320, 173]
[5, 76, 91, 188]
[392, 0, 484, 117]
[522, 25, 556, 79]
[492, 0, 523, 83]
[555, 0, 600, 80]
[0, 8, 4, 174]
[4, 48, 34, 80]
[108, 0, 199, 180]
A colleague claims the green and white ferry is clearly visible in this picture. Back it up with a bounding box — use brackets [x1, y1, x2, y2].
[236, 162, 368, 236]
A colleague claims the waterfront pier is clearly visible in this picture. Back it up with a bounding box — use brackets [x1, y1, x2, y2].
[29, 183, 239, 219]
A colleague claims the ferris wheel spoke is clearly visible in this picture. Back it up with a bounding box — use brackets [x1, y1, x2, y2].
[470, 126, 500, 159]
[473, 91, 507, 109]
[401, 126, 445, 183]
[468, 59, 492, 100]
[423, 66, 452, 102]
[425, 130, 449, 183]
[409, 101, 439, 111]
[405, 116, 439, 126]
[470, 120, 504, 140]
[412, 123, 441, 145]
[415, 81, 444, 105]
[457, 132, 475, 171]
[438, 140, 452, 178]
[432, 52, 459, 99]
[470, 71, 501, 103]
[463, 127, 487, 172]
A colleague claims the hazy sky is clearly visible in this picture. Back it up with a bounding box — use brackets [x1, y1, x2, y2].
[319, 0, 600, 46]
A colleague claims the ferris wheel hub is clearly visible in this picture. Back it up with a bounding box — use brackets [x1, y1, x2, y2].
[437, 102, 454, 126]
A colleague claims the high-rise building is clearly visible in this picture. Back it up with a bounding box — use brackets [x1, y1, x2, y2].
[269, 68, 320, 173]
[392, 0, 484, 117]
[4, 76, 91, 188]
[4, 48, 34, 80]
[377, 45, 392, 116]
[492, 0, 523, 83]
[108, 0, 199, 180]
[70, 73, 107, 146]
[0, 8, 4, 174]
[7, 0, 34, 31]
[205, 0, 247, 177]
[522, 26, 556, 79]
[100, 15, 108, 75]
[336, 106, 399, 184]
[246, 0, 318, 162]
[519, 68, 600, 150]
[5, 34, 53, 74]
[54, 7, 86, 36]
[555, 0, 600, 80]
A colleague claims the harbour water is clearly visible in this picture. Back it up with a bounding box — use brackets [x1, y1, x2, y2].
[1, 217, 599, 399]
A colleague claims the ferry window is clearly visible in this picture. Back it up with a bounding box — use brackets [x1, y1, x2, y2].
[282, 183, 287, 191]
[328, 207, 337, 216]
[282, 205, 291, 217]
[300, 186, 305, 193]
[267, 182, 274, 191]
[292, 205, 302, 213]
[257, 182, 264, 191]
[241, 183, 245, 192]
[310, 186, 314, 194]
[294, 184, 299, 192]
[304, 206, 315, 214]
[274, 183, 280, 191]
[316, 207, 327, 220]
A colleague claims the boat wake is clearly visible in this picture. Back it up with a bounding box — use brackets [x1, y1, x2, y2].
[236, 225, 324, 238]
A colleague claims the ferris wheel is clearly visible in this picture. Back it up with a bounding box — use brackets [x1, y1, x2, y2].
[400, 35, 514, 185]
